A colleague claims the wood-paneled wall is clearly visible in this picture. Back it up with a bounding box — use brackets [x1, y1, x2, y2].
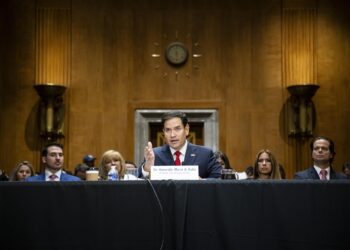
[1, 0, 350, 179]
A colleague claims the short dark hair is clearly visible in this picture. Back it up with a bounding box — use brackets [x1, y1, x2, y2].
[74, 163, 89, 175]
[245, 166, 254, 176]
[161, 111, 188, 128]
[214, 151, 232, 169]
[342, 162, 350, 171]
[42, 142, 64, 156]
[309, 136, 335, 163]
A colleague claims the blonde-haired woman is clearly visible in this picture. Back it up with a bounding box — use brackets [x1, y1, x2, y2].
[10, 161, 35, 181]
[253, 149, 281, 180]
[99, 150, 139, 180]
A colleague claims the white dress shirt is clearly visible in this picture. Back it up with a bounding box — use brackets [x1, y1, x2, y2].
[169, 140, 188, 164]
[45, 169, 62, 181]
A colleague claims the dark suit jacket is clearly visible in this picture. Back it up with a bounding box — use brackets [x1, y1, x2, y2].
[140, 143, 221, 179]
[26, 172, 81, 181]
[294, 166, 347, 180]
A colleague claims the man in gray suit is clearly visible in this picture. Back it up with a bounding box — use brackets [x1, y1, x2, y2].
[140, 111, 221, 179]
[294, 136, 347, 180]
[26, 142, 80, 181]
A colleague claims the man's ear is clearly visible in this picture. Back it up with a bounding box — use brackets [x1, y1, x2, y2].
[185, 124, 190, 136]
[42, 156, 47, 164]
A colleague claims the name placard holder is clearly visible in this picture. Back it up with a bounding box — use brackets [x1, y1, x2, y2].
[150, 165, 199, 180]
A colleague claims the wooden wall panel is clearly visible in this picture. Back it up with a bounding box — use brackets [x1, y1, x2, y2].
[0, 0, 39, 173]
[317, 0, 350, 170]
[0, 0, 350, 179]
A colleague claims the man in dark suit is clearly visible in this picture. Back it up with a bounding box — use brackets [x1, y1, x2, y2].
[26, 142, 80, 181]
[140, 111, 221, 179]
[294, 136, 347, 180]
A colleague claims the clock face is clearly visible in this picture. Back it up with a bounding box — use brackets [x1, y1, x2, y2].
[165, 42, 188, 66]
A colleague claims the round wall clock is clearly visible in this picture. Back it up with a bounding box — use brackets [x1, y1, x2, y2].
[165, 42, 189, 66]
